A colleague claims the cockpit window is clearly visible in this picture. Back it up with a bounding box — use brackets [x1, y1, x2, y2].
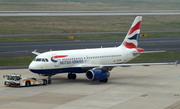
[33, 58, 49, 62]
[36, 58, 41, 61]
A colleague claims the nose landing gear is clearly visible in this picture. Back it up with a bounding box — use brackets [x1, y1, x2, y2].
[48, 74, 52, 84]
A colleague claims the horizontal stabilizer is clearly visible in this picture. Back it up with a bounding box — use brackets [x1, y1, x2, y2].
[133, 50, 166, 54]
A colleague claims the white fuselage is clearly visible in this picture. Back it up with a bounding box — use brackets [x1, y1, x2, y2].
[29, 46, 139, 74]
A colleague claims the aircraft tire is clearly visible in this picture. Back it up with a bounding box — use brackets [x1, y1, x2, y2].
[99, 80, 103, 82]
[68, 73, 72, 79]
[48, 79, 51, 84]
[103, 78, 108, 83]
[99, 78, 108, 83]
[71, 74, 76, 80]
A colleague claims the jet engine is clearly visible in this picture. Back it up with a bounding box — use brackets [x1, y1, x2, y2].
[86, 69, 110, 81]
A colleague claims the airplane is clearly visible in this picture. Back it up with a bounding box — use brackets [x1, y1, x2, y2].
[29, 16, 178, 84]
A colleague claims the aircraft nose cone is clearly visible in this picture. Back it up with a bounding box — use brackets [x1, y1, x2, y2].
[28, 62, 35, 70]
[29, 62, 40, 73]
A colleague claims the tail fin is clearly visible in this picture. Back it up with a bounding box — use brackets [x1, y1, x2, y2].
[120, 16, 142, 48]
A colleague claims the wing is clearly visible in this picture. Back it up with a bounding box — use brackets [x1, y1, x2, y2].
[32, 49, 41, 55]
[81, 60, 178, 71]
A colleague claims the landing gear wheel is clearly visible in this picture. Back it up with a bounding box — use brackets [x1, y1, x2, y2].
[68, 73, 72, 79]
[103, 78, 108, 83]
[26, 81, 30, 87]
[48, 79, 51, 84]
[71, 74, 76, 80]
[99, 80, 103, 82]
[67, 73, 76, 80]
[99, 78, 108, 83]
[43, 79, 47, 85]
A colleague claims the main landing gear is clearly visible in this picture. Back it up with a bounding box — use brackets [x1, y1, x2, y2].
[99, 78, 108, 83]
[67, 73, 76, 80]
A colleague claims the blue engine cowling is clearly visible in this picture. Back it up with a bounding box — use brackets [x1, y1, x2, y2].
[86, 69, 110, 81]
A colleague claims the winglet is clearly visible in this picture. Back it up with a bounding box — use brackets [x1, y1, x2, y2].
[32, 49, 41, 55]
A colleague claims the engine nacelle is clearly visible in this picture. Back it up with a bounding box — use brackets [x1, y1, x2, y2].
[86, 69, 110, 81]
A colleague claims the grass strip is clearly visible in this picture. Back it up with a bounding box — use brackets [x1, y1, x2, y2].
[142, 32, 180, 37]
[0, 52, 179, 66]
[128, 51, 180, 63]
[0, 1, 180, 11]
[0, 56, 35, 66]
[0, 32, 179, 42]
[0, 34, 126, 42]
[1, 15, 180, 35]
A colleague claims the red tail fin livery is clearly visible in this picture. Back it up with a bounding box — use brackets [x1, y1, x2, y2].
[121, 16, 142, 48]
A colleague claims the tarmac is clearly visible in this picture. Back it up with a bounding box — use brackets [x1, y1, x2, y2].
[0, 65, 180, 109]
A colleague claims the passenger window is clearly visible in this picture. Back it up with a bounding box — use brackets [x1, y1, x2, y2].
[42, 59, 45, 62]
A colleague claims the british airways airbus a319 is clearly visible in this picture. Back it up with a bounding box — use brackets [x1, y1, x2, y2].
[29, 16, 178, 84]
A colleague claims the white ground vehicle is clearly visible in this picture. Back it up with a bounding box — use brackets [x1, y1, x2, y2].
[3, 74, 50, 87]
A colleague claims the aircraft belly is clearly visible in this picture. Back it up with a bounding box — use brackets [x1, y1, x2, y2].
[30, 67, 87, 74]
